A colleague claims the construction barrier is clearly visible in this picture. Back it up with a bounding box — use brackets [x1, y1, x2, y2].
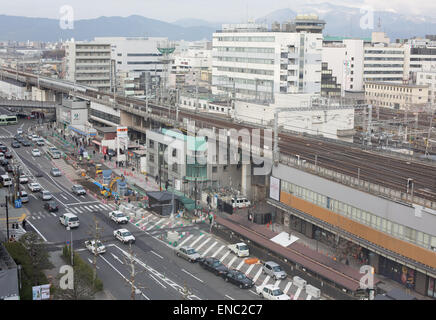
[244, 258, 259, 265]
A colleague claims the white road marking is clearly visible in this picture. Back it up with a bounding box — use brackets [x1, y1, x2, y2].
[293, 287, 302, 300]
[75, 207, 83, 213]
[245, 264, 255, 276]
[65, 201, 100, 206]
[26, 220, 47, 242]
[61, 194, 68, 200]
[201, 241, 217, 256]
[274, 279, 282, 287]
[30, 194, 37, 200]
[159, 220, 172, 228]
[84, 206, 93, 212]
[111, 253, 124, 265]
[253, 268, 263, 283]
[225, 295, 234, 300]
[177, 234, 194, 248]
[50, 212, 57, 217]
[181, 269, 204, 283]
[146, 218, 165, 231]
[261, 275, 271, 287]
[149, 274, 167, 289]
[69, 207, 77, 214]
[211, 245, 225, 258]
[227, 256, 238, 268]
[87, 258, 100, 269]
[150, 250, 164, 259]
[194, 237, 210, 251]
[100, 203, 111, 210]
[219, 250, 230, 263]
[99, 255, 150, 300]
[284, 281, 293, 294]
[188, 234, 205, 248]
[236, 259, 245, 271]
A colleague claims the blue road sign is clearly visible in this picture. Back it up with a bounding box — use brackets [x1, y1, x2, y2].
[14, 199, 22, 208]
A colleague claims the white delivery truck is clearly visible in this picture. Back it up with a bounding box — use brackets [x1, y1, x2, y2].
[227, 242, 249, 257]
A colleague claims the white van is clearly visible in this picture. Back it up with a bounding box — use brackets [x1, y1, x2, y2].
[59, 213, 80, 229]
[0, 175, 12, 187]
[231, 196, 251, 209]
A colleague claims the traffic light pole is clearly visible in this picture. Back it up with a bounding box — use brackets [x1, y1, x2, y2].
[5, 195, 9, 240]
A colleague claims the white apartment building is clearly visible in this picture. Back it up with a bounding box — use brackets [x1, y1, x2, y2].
[322, 39, 364, 93]
[405, 39, 436, 82]
[211, 22, 323, 101]
[416, 69, 436, 105]
[363, 43, 406, 83]
[170, 49, 212, 89]
[64, 40, 112, 91]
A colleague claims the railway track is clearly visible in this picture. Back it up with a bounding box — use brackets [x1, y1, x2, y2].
[3, 68, 436, 203]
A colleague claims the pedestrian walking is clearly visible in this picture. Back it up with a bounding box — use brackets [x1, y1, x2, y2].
[93, 150, 96, 156]
[104, 154, 107, 161]
[109, 155, 112, 161]
[22, 218, 26, 230]
[155, 175, 158, 183]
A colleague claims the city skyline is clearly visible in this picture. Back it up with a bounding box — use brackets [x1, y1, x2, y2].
[1, 0, 435, 23]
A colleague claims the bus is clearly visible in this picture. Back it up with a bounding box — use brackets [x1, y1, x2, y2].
[0, 115, 18, 125]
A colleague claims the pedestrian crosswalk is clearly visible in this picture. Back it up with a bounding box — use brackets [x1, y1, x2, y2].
[28, 202, 116, 220]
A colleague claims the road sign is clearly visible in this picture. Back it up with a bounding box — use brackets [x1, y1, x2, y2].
[14, 199, 22, 208]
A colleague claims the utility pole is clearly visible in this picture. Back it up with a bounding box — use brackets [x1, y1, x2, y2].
[88, 216, 103, 285]
[425, 108, 434, 157]
[5, 195, 9, 240]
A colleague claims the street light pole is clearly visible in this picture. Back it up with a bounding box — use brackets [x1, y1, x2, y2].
[5, 195, 9, 240]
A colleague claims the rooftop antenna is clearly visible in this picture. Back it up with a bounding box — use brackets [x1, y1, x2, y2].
[377, 17, 382, 31]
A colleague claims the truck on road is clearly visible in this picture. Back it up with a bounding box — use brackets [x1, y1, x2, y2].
[227, 242, 249, 257]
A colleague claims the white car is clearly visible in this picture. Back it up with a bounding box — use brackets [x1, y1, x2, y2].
[31, 149, 41, 157]
[28, 182, 41, 192]
[40, 190, 53, 201]
[19, 175, 29, 184]
[256, 285, 291, 300]
[17, 128, 23, 135]
[85, 240, 106, 254]
[109, 211, 129, 224]
[113, 229, 135, 244]
[32, 135, 39, 142]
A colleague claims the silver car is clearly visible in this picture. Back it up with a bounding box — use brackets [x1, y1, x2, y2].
[50, 168, 62, 177]
[176, 246, 201, 263]
[262, 261, 287, 280]
[40, 190, 53, 201]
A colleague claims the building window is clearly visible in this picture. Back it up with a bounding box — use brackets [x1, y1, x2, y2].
[149, 154, 154, 163]
[212, 166, 217, 173]
[149, 140, 154, 148]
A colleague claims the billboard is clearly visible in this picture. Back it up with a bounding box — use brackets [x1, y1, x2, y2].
[32, 284, 51, 300]
[270, 176, 280, 201]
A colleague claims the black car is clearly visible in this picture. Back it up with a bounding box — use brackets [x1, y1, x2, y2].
[44, 200, 59, 212]
[14, 134, 22, 141]
[0, 159, 9, 166]
[11, 141, 20, 148]
[5, 164, 13, 173]
[21, 140, 31, 147]
[198, 257, 229, 276]
[107, 149, 116, 157]
[0, 145, 7, 153]
[221, 269, 254, 289]
[4, 151, 12, 159]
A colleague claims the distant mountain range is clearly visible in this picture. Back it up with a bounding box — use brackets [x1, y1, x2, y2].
[0, 2, 435, 42]
[0, 14, 215, 42]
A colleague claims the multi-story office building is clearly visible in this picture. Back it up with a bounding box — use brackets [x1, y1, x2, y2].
[363, 43, 406, 83]
[94, 37, 169, 95]
[365, 81, 429, 110]
[405, 39, 436, 82]
[64, 40, 112, 91]
[416, 69, 436, 105]
[211, 18, 324, 101]
[322, 39, 365, 93]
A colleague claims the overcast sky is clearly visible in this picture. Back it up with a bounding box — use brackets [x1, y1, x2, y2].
[1, 0, 435, 22]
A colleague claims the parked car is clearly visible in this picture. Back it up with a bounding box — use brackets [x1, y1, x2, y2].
[0, 159, 7, 166]
[40, 190, 53, 201]
[262, 261, 287, 280]
[17, 128, 23, 135]
[221, 269, 254, 289]
[27, 134, 33, 140]
[113, 229, 135, 244]
[4, 151, 12, 159]
[71, 184, 86, 196]
[59, 213, 79, 228]
[19, 190, 29, 203]
[31, 135, 39, 142]
[31, 149, 41, 157]
[50, 167, 62, 177]
[175, 246, 201, 263]
[109, 211, 128, 224]
[5, 164, 13, 173]
[28, 182, 42, 192]
[19, 174, 29, 184]
[0, 152, 4, 161]
[44, 200, 59, 212]
[0, 145, 7, 153]
[22, 140, 31, 147]
[36, 139, 45, 146]
[11, 141, 20, 148]
[256, 285, 291, 300]
[198, 257, 229, 276]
